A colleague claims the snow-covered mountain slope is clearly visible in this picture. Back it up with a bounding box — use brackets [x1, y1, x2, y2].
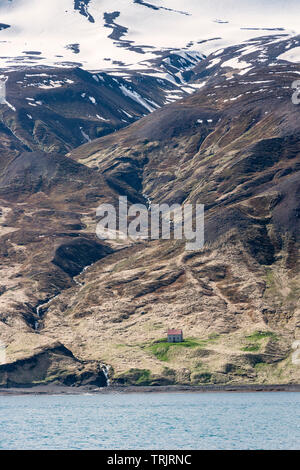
[190, 34, 300, 87]
[1, 32, 300, 159]
[0, 60, 210, 158]
[0, 0, 299, 72]
[1, 1, 300, 160]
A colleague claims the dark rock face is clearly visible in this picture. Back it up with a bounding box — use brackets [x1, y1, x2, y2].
[271, 173, 300, 242]
[53, 237, 113, 277]
[0, 151, 93, 198]
[104, 11, 127, 41]
[133, 0, 159, 11]
[73, 0, 94, 23]
[0, 149, 121, 206]
[0, 343, 107, 388]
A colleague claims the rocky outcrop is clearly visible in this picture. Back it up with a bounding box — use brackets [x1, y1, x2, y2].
[0, 342, 107, 388]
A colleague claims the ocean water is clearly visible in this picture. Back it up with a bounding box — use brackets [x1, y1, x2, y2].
[0, 392, 299, 450]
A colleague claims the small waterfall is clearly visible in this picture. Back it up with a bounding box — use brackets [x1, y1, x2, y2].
[101, 364, 111, 387]
[36, 305, 43, 317]
[34, 263, 96, 332]
[34, 294, 59, 331]
[73, 262, 95, 287]
[73, 277, 83, 287]
[82, 265, 91, 274]
[143, 193, 152, 209]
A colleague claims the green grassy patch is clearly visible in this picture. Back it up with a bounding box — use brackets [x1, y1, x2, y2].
[246, 331, 277, 341]
[136, 370, 151, 385]
[147, 338, 207, 362]
[265, 269, 276, 289]
[242, 344, 260, 352]
[241, 330, 277, 353]
[115, 368, 152, 386]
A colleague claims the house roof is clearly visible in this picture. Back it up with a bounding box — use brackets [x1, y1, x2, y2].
[167, 329, 183, 335]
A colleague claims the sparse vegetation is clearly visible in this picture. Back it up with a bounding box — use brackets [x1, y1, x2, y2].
[192, 372, 212, 384]
[254, 362, 270, 371]
[265, 269, 276, 289]
[208, 333, 220, 341]
[115, 368, 153, 386]
[162, 367, 176, 378]
[242, 344, 260, 352]
[241, 331, 278, 353]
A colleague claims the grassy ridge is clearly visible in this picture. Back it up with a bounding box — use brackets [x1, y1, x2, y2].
[147, 337, 216, 362]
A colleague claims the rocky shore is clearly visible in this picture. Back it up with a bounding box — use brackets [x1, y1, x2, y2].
[1, 383, 300, 396]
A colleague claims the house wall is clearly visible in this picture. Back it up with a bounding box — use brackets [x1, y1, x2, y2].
[168, 334, 183, 343]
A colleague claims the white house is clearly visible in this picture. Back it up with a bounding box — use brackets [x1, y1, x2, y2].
[167, 329, 183, 343]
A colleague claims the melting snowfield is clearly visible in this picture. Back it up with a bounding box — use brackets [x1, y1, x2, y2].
[0, 0, 299, 71]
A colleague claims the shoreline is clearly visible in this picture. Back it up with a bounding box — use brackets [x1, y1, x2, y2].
[0, 383, 300, 396]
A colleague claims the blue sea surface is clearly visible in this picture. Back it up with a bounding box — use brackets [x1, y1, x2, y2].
[0, 391, 299, 450]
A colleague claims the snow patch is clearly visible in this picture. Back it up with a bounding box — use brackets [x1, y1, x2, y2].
[221, 58, 252, 70]
[278, 46, 300, 63]
[119, 84, 155, 112]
